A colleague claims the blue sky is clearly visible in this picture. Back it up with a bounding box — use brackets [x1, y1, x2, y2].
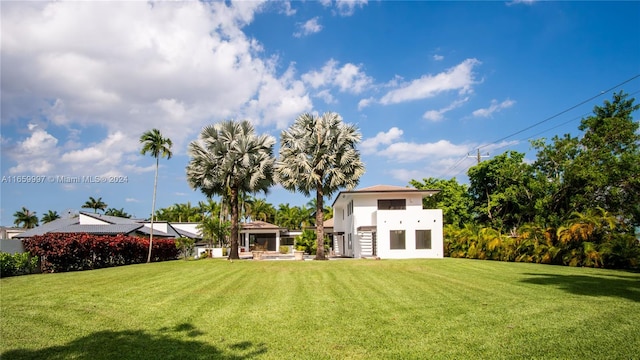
[1, 0, 639, 225]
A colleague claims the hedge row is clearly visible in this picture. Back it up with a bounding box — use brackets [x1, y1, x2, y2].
[0, 252, 38, 277]
[23, 233, 178, 273]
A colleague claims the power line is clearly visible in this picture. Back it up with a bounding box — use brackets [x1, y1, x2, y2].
[478, 74, 640, 150]
[438, 77, 640, 179]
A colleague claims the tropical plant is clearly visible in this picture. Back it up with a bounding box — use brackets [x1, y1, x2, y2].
[197, 217, 231, 249]
[41, 210, 61, 224]
[81, 196, 108, 214]
[104, 208, 131, 218]
[174, 237, 195, 260]
[276, 112, 365, 260]
[13, 207, 38, 229]
[140, 128, 173, 263]
[186, 120, 276, 259]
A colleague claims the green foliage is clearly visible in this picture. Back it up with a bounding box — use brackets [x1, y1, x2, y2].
[294, 229, 330, 255]
[444, 209, 639, 269]
[0, 252, 38, 277]
[186, 120, 276, 260]
[13, 207, 38, 229]
[410, 177, 473, 227]
[104, 208, 131, 218]
[174, 237, 195, 260]
[41, 210, 61, 224]
[279, 245, 290, 254]
[276, 112, 364, 260]
[81, 196, 108, 214]
[197, 217, 230, 249]
[467, 151, 537, 229]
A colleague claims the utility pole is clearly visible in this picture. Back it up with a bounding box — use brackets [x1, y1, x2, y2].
[468, 149, 489, 164]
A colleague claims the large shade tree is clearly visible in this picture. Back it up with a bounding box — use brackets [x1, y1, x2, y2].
[140, 128, 173, 263]
[13, 207, 38, 229]
[276, 112, 365, 260]
[81, 196, 108, 213]
[186, 120, 276, 260]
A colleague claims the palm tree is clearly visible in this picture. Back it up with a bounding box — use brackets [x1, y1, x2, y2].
[186, 120, 276, 260]
[13, 207, 39, 229]
[276, 112, 365, 260]
[41, 210, 61, 224]
[246, 197, 275, 222]
[104, 208, 131, 218]
[81, 196, 108, 213]
[140, 128, 173, 263]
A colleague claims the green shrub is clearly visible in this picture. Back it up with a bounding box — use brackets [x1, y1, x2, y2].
[0, 252, 38, 277]
[279, 245, 290, 254]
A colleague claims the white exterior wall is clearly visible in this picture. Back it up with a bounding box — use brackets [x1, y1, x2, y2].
[78, 213, 109, 225]
[375, 208, 443, 259]
[333, 190, 443, 259]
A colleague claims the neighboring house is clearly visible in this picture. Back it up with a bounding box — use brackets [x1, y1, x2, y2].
[13, 212, 200, 240]
[331, 185, 443, 259]
[0, 227, 27, 254]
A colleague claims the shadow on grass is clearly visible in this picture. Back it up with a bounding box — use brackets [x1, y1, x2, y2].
[521, 273, 640, 303]
[1, 323, 267, 360]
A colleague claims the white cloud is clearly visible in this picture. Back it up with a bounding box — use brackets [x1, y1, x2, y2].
[507, 0, 537, 6]
[280, 1, 296, 16]
[380, 58, 480, 105]
[422, 97, 469, 122]
[433, 54, 444, 61]
[1, 1, 315, 177]
[7, 126, 60, 175]
[360, 127, 403, 154]
[357, 97, 375, 110]
[379, 140, 470, 163]
[294, 17, 322, 38]
[301, 59, 372, 94]
[125, 198, 140, 203]
[315, 89, 337, 104]
[472, 98, 515, 118]
[335, 0, 368, 16]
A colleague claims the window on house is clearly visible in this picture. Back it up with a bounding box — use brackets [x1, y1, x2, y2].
[378, 199, 406, 210]
[390, 230, 405, 249]
[416, 230, 432, 249]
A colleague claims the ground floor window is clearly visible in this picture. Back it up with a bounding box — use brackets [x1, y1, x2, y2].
[390, 230, 405, 249]
[416, 230, 432, 249]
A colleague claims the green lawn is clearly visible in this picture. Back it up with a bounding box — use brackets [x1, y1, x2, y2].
[1, 258, 639, 359]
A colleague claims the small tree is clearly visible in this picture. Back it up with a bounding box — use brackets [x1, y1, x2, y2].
[174, 237, 195, 260]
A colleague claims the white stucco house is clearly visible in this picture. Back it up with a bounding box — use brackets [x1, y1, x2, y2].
[331, 185, 443, 259]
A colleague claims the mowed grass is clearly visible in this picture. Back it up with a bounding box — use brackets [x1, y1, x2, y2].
[1, 258, 639, 359]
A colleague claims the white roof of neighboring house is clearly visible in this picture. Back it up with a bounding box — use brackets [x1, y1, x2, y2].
[332, 184, 440, 207]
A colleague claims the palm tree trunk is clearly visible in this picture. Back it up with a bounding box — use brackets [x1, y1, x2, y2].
[229, 186, 240, 260]
[315, 183, 326, 260]
[147, 157, 159, 263]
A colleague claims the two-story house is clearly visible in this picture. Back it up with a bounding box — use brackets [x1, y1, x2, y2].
[331, 185, 443, 259]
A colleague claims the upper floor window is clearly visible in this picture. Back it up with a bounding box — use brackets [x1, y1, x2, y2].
[377, 199, 406, 210]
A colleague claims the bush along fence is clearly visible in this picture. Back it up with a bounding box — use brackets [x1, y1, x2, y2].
[0, 252, 39, 278]
[444, 213, 640, 270]
[22, 233, 178, 273]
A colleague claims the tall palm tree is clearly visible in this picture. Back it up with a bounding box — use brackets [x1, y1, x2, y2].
[81, 196, 108, 213]
[276, 112, 365, 260]
[104, 208, 131, 218]
[41, 210, 61, 224]
[140, 128, 173, 263]
[186, 120, 276, 259]
[13, 207, 39, 229]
